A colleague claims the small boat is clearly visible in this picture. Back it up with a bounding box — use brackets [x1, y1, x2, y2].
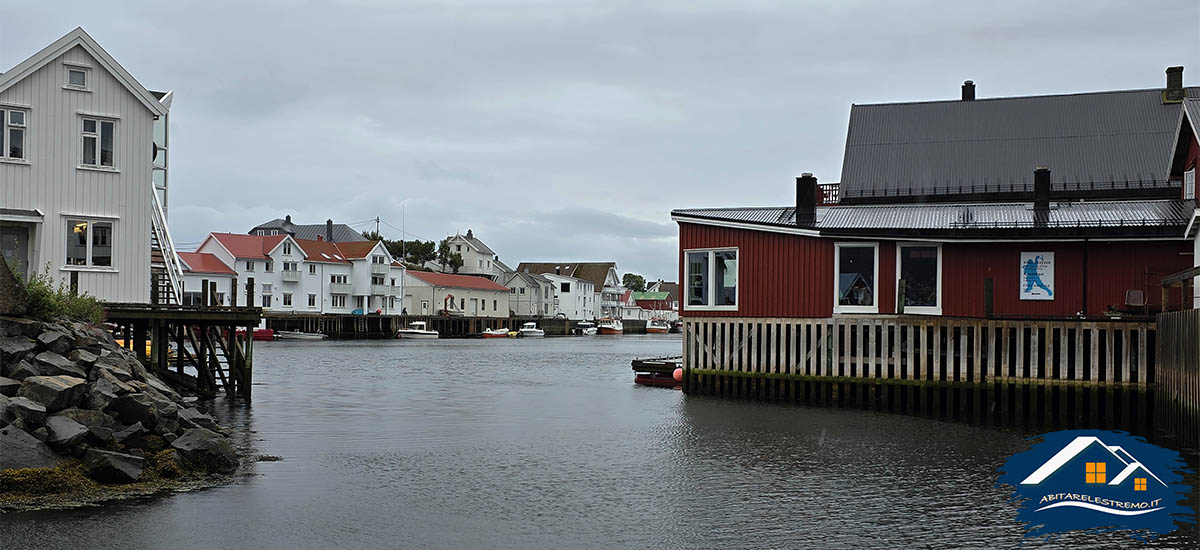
[481, 328, 509, 338]
[235, 327, 275, 341]
[517, 322, 544, 338]
[631, 356, 683, 389]
[274, 330, 327, 340]
[646, 318, 671, 334]
[396, 321, 439, 339]
[669, 320, 683, 334]
[597, 317, 623, 335]
[573, 321, 598, 336]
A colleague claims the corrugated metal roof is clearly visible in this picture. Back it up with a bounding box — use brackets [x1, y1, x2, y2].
[1185, 98, 1200, 141]
[673, 199, 1192, 233]
[840, 87, 1200, 200]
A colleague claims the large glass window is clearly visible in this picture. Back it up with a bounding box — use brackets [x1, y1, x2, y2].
[835, 243, 877, 312]
[899, 245, 940, 312]
[685, 249, 737, 309]
[81, 118, 114, 167]
[65, 219, 113, 268]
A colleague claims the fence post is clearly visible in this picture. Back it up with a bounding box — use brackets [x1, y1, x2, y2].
[896, 279, 906, 315]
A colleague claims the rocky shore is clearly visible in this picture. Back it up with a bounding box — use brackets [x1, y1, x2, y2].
[0, 315, 242, 511]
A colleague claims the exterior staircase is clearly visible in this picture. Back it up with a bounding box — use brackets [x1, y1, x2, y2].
[150, 183, 185, 305]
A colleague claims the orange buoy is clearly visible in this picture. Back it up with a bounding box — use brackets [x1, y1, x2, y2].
[672, 368, 683, 382]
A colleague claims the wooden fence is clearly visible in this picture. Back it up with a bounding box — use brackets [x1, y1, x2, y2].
[1156, 309, 1200, 448]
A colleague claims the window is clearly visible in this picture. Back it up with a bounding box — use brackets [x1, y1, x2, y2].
[1, 109, 27, 160]
[1085, 462, 1106, 484]
[265, 260, 274, 272]
[389, 296, 396, 308]
[330, 274, 348, 284]
[332, 295, 346, 308]
[460, 298, 465, 310]
[493, 300, 497, 311]
[371, 276, 385, 285]
[897, 244, 941, 314]
[309, 264, 316, 274]
[283, 261, 298, 271]
[481, 300, 486, 311]
[262, 295, 272, 307]
[1186, 169, 1196, 200]
[561, 282, 570, 293]
[684, 248, 737, 310]
[356, 296, 365, 309]
[834, 243, 878, 313]
[262, 283, 272, 294]
[65, 219, 113, 268]
[1134, 478, 1147, 491]
[519, 287, 526, 294]
[246, 261, 255, 271]
[283, 293, 292, 306]
[456, 245, 462, 252]
[283, 242, 291, 255]
[81, 118, 114, 167]
[65, 66, 89, 89]
[308, 293, 316, 307]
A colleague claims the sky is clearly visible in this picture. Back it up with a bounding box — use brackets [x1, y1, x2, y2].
[2, 1, 1198, 282]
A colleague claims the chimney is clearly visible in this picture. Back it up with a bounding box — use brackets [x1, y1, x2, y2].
[961, 80, 975, 101]
[467, 229, 474, 239]
[1164, 66, 1185, 103]
[795, 173, 817, 226]
[285, 214, 291, 223]
[1033, 166, 1051, 224]
[326, 219, 334, 242]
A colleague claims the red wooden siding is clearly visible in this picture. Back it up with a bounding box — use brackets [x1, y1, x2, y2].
[678, 221, 1191, 319]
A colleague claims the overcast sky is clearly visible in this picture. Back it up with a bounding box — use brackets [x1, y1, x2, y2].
[2, 1, 1198, 281]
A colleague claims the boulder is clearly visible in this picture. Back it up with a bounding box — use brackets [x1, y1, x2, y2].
[85, 368, 136, 410]
[144, 375, 181, 401]
[178, 407, 222, 432]
[171, 428, 238, 473]
[0, 376, 19, 397]
[84, 448, 144, 483]
[155, 418, 180, 437]
[68, 348, 99, 368]
[33, 351, 87, 378]
[54, 407, 117, 429]
[7, 360, 40, 380]
[107, 392, 160, 428]
[6, 396, 47, 427]
[37, 329, 72, 356]
[17, 375, 86, 413]
[44, 415, 89, 448]
[91, 363, 133, 384]
[0, 425, 60, 470]
[0, 316, 42, 338]
[113, 421, 146, 445]
[0, 335, 36, 361]
[30, 426, 48, 441]
[0, 262, 26, 316]
[88, 425, 114, 445]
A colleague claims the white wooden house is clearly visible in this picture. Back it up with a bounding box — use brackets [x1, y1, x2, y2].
[503, 270, 558, 317]
[542, 273, 595, 320]
[440, 229, 507, 281]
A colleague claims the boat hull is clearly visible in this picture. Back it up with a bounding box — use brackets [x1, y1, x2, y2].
[634, 373, 680, 388]
[518, 330, 544, 338]
[645, 327, 669, 334]
[598, 327, 622, 335]
[396, 331, 439, 339]
[481, 332, 508, 339]
[275, 331, 326, 340]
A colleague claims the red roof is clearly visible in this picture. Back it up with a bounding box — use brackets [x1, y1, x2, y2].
[407, 271, 509, 291]
[334, 241, 380, 260]
[179, 252, 235, 275]
[294, 238, 351, 264]
[208, 233, 286, 259]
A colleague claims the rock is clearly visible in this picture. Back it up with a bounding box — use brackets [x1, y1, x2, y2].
[107, 393, 160, 429]
[0, 336, 36, 361]
[44, 415, 89, 448]
[113, 421, 146, 444]
[0, 316, 42, 338]
[171, 428, 238, 473]
[84, 448, 144, 483]
[0, 262, 28, 315]
[68, 348, 99, 368]
[144, 375, 181, 401]
[0, 376, 20, 396]
[6, 396, 47, 427]
[54, 407, 116, 429]
[88, 425, 114, 445]
[37, 329, 72, 355]
[86, 367, 137, 410]
[33, 351, 87, 378]
[91, 364, 133, 384]
[163, 433, 178, 444]
[155, 418, 180, 437]
[7, 360, 39, 380]
[149, 448, 185, 478]
[178, 407, 222, 432]
[17, 375, 86, 413]
[30, 426, 48, 441]
[0, 425, 61, 470]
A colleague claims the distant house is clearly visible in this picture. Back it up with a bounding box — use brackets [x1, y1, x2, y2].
[515, 262, 622, 317]
[646, 280, 681, 312]
[438, 229, 508, 281]
[403, 270, 510, 318]
[633, 291, 677, 320]
[249, 215, 368, 243]
[541, 273, 595, 321]
[503, 271, 557, 317]
[178, 252, 235, 306]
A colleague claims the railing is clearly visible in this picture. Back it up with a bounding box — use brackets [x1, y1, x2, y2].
[329, 282, 352, 294]
[818, 183, 840, 205]
[371, 263, 388, 275]
[370, 284, 396, 295]
[684, 316, 1153, 387]
[281, 270, 302, 282]
[150, 182, 184, 303]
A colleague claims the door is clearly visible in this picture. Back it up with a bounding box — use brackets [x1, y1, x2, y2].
[0, 224, 30, 280]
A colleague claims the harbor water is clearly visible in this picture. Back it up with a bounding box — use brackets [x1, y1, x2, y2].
[2, 335, 1196, 549]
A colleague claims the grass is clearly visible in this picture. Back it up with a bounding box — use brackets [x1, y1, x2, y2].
[16, 264, 104, 324]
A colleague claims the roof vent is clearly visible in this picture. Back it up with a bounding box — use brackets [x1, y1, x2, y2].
[1164, 66, 1185, 103]
[962, 80, 975, 101]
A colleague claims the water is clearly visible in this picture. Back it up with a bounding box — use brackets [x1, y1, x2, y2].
[3, 336, 1197, 549]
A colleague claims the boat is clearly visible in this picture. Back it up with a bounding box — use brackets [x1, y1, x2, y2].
[396, 321, 439, 339]
[572, 321, 597, 336]
[274, 330, 327, 340]
[235, 327, 275, 341]
[481, 328, 509, 338]
[597, 317, 623, 335]
[517, 322, 544, 338]
[631, 356, 683, 388]
[646, 318, 671, 334]
[669, 320, 683, 334]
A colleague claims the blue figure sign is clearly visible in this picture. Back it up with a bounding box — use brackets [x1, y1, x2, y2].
[1020, 252, 1054, 300]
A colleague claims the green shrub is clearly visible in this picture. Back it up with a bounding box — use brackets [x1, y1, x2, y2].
[18, 265, 104, 324]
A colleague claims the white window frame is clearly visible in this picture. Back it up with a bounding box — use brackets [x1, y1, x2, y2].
[331, 295, 346, 308]
[80, 116, 116, 169]
[62, 217, 117, 271]
[1, 108, 28, 161]
[245, 260, 255, 272]
[895, 242, 942, 316]
[283, 242, 292, 255]
[64, 64, 91, 91]
[683, 247, 739, 311]
[309, 263, 316, 274]
[308, 293, 317, 307]
[1185, 169, 1196, 200]
[833, 242, 879, 314]
[282, 292, 292, 306]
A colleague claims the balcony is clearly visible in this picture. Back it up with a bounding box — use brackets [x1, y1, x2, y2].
[329, 282, 352, 294]
[371, 263, 388, 275]
[281, 270, 302, 282]
[371, 284, 396, 295]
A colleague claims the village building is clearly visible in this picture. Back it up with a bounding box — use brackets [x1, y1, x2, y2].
[403, 270, 510, 318]
[646, 280, 681, 313]
[178, 252, 235, 306]
[503, 270, 558, 317]
[249, 215, 368, 242]
[632, 291, 677, 321]
[0, 28, 177, 304]
[673, 69, 1198, 321]
[434, 229, 509, 281]
[1178, 98, 1200, 305]
[541, 273, 595, 320]
[515, 262, 621, 317]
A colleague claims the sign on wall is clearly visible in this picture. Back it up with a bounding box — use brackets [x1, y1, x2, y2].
[1019, 252, 1054, 301]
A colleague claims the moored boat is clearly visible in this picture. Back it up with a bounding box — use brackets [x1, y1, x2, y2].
[573, 321, 598, 335]
[669, 320, 683, 334]
[597, 317, 623, 335]
[646, 318, 670, 334]
[517, 322, 544, 338]
[274, 330, 327, 340]
[396, 321, 439, 339]
[235, 327, 275, 341]
[481, 328, 509, 338]
[631, 355, 683, 389]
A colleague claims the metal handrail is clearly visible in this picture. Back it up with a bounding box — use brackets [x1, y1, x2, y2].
[150, 183, 185, 303]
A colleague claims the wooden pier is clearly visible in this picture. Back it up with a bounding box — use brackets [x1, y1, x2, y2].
[263, 314, 654, 338]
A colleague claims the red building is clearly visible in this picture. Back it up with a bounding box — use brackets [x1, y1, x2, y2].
[674, 68, 1200, 321]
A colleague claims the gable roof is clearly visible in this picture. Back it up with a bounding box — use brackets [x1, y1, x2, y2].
[178, 252, 235, 275]
[504, 271, 551, 288]
[407, 271, 509, 291]
[334, 241, 383, 260]
[252, 218, 368, 242]
[648, 282, 680, 302]
[632, 291, 671, 301]
[1183, 98, 1200, 143]
[0, 28, 167, 117]
[208, 233, 287, 260]
[839, 87, 1200, 203]
[515, 262, 618, 290]
[293, 238, 351, 264]
[451, 233, 496, 256]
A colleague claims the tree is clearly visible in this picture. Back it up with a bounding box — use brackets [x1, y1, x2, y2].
[437, 238, 452, 269]
[403, 240, 437, 266]
[622, 273, 646, 292]
[449, 253, 463, 274]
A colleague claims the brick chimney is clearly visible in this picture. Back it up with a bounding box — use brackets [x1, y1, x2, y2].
[1033, 166, 1051, 225]
[326, 219, 334, 242]
[962, 80, 975, 101]
[795, 173, 817, 226]
[1164, 66, 1185, 103]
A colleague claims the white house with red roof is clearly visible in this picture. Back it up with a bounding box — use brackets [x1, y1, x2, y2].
[178, 252, 235, 305]
[403, 271, 510, 318]
[193, 232, 403, 315]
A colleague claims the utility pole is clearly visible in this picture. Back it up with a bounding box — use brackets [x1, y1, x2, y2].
[375, 216, 380, 236]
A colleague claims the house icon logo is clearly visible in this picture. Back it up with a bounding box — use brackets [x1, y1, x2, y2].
[997, 430, 1193, 541]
